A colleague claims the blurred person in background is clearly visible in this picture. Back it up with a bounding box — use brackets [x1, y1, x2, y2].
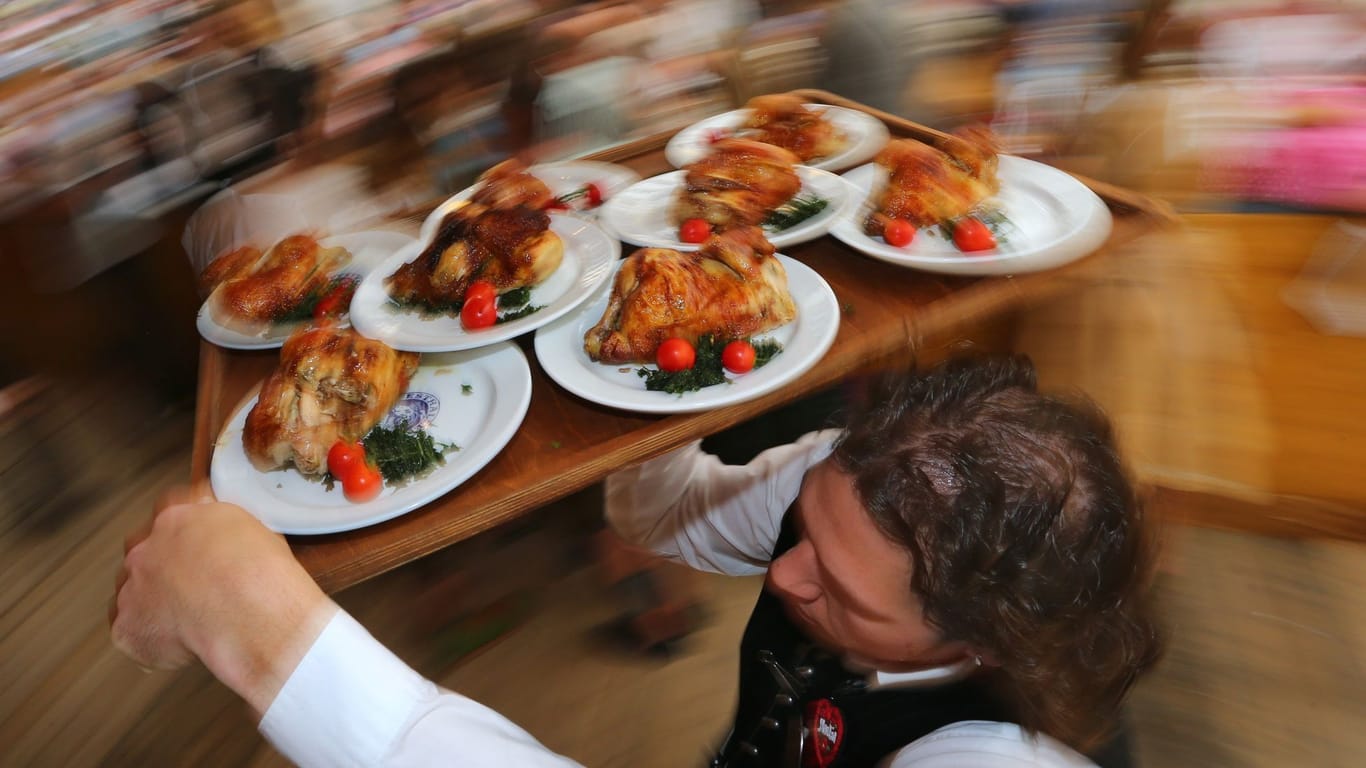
[111, 356, 1162, 768]
[503, 1, 652, 159]
[503, 0, 760, 159]
[818, 0, 915, 115]
[989, 0, 1142, 157]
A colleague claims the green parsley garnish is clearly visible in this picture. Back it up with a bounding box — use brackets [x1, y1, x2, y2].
[494, 287, 542, 324]
[392, 285, 542, 323]
[498, 286, 532, 309]
[764, 196, 828, 231]
[636, 335, 783, 395]
[274, 274, 357, 323]
[975, 207, 1014, 245]
[461, 384, 473, 395]
[752, 339, 782, 367]
[389, 295, 463, 316]
[361, 423, 455, 484]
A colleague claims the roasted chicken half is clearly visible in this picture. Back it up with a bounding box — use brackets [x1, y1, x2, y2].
[244, 326, 420, 475]
[205, 235, 351, 331]
[584, 226, 797, 364]
[864, 127, 1001, 232]
[742, 94, 844, 162]
[388, 161, 563, 307]
[199, 244, 262, 296]
[674, 138, 801, 230]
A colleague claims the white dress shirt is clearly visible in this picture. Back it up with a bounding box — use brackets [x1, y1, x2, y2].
[260, 432, 1095, 767]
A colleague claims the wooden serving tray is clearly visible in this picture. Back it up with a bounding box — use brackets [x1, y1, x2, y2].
[189, 90, 1177, 592]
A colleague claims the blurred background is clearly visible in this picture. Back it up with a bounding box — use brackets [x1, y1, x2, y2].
[1, 0, 1365, 766]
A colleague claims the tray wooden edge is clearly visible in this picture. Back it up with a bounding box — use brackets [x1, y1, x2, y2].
[786, 89, 1178, 226]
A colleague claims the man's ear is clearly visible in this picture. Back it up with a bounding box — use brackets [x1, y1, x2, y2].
[973, 649, 1001, 668]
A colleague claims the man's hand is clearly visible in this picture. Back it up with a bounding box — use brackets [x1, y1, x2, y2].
[110, 486, 336, 718]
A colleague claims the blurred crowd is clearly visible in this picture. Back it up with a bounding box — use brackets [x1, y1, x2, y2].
[3, 1, 1363, 191]
[0, 0, 1363, 301]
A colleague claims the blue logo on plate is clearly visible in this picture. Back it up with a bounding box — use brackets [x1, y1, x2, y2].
[383, 391, 440, 430]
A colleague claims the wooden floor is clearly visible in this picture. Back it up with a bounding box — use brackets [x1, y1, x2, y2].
[3, 214, 1366, 766]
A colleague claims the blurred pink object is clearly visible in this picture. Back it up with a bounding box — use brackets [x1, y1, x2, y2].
[1241, 126, 1366, 210]
[1211, 88, 1366, 212]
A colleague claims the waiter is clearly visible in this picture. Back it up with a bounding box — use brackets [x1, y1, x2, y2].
[110, 356, 1160, 767]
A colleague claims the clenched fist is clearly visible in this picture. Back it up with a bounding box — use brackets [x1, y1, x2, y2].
[110, 485, 336, 717]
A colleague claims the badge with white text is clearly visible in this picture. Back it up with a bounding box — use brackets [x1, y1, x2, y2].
[803, 698, 844, 768]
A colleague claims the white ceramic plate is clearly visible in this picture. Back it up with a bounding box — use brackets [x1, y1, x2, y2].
[420, 161, 641, 242]
[829, 156, 1113, 276]
[349, 214, 620, 352]
[196, 230, 416, 350]
[210, 342, 531, 535]
[534, 255, 838, 414]
[664, 105, 890, 171]
[597, 167, 856, 251]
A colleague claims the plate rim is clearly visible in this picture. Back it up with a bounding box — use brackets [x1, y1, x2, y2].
[663, 104, 891, 172]
[209, 341, 533, 535]
[533, 254, 840, 414]
[348, 214, 620, 352]
[597, 166, 856, 252]
[829, 156, 1114, 276]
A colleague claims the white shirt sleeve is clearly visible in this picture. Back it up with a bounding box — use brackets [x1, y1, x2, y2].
[884, 722, 1098, 768]
[260, 609, 581, 768]
[603, 429, 842, 576]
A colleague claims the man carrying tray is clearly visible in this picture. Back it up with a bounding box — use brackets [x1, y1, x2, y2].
[110, 355, 1161, 767]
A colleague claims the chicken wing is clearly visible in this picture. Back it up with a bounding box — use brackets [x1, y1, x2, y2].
[207, 235, 351, 332]
[470, 159, 556, 211]
[864, 127, 1001, 232]
[388, 161, 563, 308]
[199, 244, 263, 296]
[584, 226, 796, 364]
[674, 138, 801, 230]
[243, 326, 420, 475]
[742, 94, 845, 162]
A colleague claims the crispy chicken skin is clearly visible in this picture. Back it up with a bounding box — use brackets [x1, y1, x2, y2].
[674, 138, 801, 229]
[470, 159, 556, 211]
[244, 326, 420, 475]
[742, 94, 844, 162]
[206, 235, 351, 331]
[199, 244, 263, 296]
[584, 226, 797, 364]
[388, 161, 563, 306]
[864, 127, 1001, 232]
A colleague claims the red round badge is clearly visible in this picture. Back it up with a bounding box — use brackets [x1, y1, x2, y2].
[803, 698, 844, 768]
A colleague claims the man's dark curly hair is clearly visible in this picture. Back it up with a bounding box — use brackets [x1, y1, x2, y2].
[831, 355, 1163, 751]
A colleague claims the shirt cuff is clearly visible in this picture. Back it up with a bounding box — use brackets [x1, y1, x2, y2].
[260, 608, 437, 768]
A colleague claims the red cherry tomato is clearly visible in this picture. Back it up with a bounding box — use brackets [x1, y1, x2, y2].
[952, 217, 996, 252]
[461, 295, 497, 330]
[680, 218, 712, 244]
[464, 280, 497, 308]
[312, 277, 357, 320]
[585, 182, 604, 207]
[883, 219, 916, 248]
[342, 463, 383, 503]
[656, 338, 696, 373]
[722, 340, 756, 374]
[327, 441, 366, 478]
